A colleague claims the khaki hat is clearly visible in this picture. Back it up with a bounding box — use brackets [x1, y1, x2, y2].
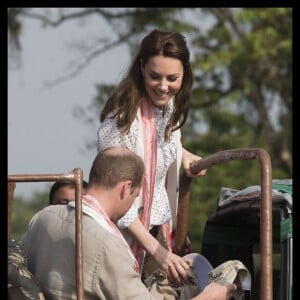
[208, 260, 251, 300]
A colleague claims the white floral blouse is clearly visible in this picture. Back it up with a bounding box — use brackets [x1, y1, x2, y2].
[97, 99, 181, 230]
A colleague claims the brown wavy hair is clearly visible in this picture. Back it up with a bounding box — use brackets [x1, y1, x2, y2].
[100, 29, 193, 141]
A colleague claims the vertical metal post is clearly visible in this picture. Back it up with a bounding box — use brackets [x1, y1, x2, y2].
[175, 148, 273, 300]
[8, 169, 85, 300]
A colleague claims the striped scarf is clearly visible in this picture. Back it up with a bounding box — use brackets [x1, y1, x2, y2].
[71, 194, 140, 273]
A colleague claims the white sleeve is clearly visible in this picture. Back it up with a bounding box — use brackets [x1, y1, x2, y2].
[97, 117, 123, 152]
[97, 115, 139, 153]
[97, 115, 141, 229]
[117, 201, 139, 229]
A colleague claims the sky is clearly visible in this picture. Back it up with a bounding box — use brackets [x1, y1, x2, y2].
[8, 9, 130, 198]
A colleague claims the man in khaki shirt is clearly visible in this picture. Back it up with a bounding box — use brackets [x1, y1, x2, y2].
[21, 147, 236, 300]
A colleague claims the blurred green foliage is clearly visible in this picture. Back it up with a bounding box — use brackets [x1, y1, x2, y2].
[10, 190, 49, 241]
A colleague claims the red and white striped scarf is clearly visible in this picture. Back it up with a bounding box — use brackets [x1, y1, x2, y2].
[81, 193, 140, 273]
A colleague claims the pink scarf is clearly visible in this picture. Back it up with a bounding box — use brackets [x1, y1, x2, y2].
[130, 98, 172, 271]
[140, 97, 157, 229]
[82, 193, 140, 273]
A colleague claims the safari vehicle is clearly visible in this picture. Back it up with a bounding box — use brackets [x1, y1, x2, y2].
[174, 148, 292, 300]
[8, 148, 292, 300]
[200, 179, 292, 300]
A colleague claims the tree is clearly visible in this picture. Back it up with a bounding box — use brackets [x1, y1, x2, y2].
[10, 190, 49, 241]
[190, 8, 292, 173]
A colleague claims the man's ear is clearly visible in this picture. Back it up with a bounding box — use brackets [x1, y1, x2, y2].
[120, 181, 132, 200]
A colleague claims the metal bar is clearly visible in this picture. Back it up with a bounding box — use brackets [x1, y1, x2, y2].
[7, 182, 16, 238]
[8, 169, 84, 300]
[72, 168, 84, 300]
[174, 172, 191, 255]
[175, 148, 273, 300]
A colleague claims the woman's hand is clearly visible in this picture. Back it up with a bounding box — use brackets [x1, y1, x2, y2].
[126, 219, 191, 285]
[153, 244, 191, 285]
[182, 148, 207, 178]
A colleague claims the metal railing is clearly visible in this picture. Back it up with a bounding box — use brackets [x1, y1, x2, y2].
[174, 148, 273, 300]
[8, 168, 84, 300]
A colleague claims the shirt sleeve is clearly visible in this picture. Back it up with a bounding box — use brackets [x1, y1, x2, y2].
[97, 116, 123, 152]
[97, 115, 140, 229]
[117, 202, 139, 229]
[94, 236, 154, 300]
[97, 115, 138, 153]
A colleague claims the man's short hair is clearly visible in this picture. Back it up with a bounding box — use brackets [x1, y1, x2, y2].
[89, 147, 144, 190]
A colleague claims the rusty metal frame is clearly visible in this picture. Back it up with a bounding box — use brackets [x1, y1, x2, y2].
[175, 148, 273, 300]
[8, 168, 84, 300]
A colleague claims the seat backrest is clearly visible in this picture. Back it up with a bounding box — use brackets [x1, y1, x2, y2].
[7, 168, 84, 300]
